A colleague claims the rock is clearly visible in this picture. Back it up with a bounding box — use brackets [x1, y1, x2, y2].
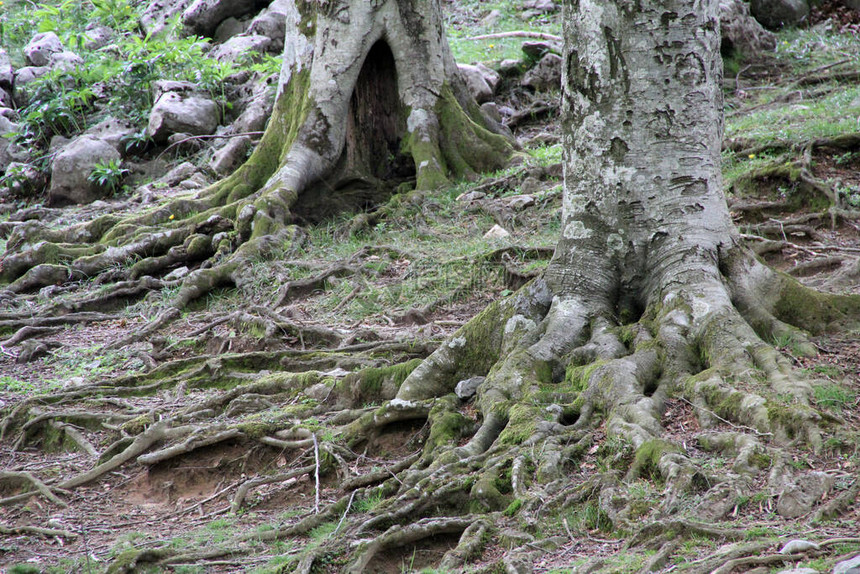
[774, 569, 818, 574]
[523, 0, 558, 12]
[48, 136, 121, 205]
[720, 0, 777, 55]
[83, 26, 114, 50]
[13, 65, 50, 96]
[0, 115, 19, 171]
[750, 0, 809, 28]
[522, 41, 557, 60]
[500, 58, 527, 77]
[49, 51, 83, 73]
[693, 482, 743, 521]
[211, 34, 271, 63]
[0, 88, 11, 109]
[455, 376, 485, 399]
[140, 0, 195, 37]
[476, 63, 501, 92]
[456, 191, 486, 202]
[779, 540, 820, 554]
[151, 79, 198, 101]
[0, 49, 13, 90]
[161, 161, 200, 186]
[833, 554, 860, 574]
[458, 63, 494, 104]
[232, 100, 271, 133]
[776, 471, 835, 518]
[147, 92, 221, 142]
[484, 224, 511, 239]
[183, 0, 259, 37]
[214, 17, 248, 42]
[247, 7, 288, 51]
[166, 132, 204, 154]
[163, 266, 190, 281]
[522, 53, 563, 91]
[84, 117, 136, 155]
[481, 102, 503, 123]
[24, 32, 64, 67]
[209, 135, 251, 175]
[505, 194, 536, 210]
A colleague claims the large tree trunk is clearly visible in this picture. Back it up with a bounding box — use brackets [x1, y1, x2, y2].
[0, 0, 511, 313]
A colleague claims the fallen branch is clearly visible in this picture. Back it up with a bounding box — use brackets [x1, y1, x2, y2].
[466, 31, 562, 43]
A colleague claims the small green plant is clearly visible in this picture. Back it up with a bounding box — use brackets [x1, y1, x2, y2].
[88, 158, 130, 194]
[812, 383, 856, 412]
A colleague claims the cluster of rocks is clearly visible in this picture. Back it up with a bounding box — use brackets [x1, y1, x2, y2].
[0, 0, 285, 206]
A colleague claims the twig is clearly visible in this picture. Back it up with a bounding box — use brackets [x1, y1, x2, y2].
[157, 131, 264, 160]
[333, 490, 358, 535]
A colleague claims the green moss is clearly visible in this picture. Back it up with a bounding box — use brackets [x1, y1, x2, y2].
[122, 414, 154, 435]
[503, 498, 524, 516]
[628, 439, 680, 481]
[498, 403, 540, 446]
[426, 410, 473, 452]
[565, 360, 608, 393]
[774, 274, 860, 334]
[469, 469, 510, 512]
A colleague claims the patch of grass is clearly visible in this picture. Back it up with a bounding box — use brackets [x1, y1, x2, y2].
[812, 383, 856, 412]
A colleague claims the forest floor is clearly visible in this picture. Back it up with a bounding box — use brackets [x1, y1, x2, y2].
[2, 2, 860, 574]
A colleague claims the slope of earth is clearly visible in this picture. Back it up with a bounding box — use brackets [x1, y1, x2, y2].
[1, 2, 860, 574]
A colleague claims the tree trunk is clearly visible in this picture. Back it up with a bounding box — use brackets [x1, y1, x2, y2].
[0, 0, 511, 307]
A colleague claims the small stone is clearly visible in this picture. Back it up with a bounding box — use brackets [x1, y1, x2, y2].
[505, 194, 536, 210]
[522, 41, 556, 60]
[484, 224, 511, 239]
[779, 540, 820, 554]
[456, 191, 486, 202]
[455, 376, 485, 399]
[834, 554, 860, 574]
[163, 266, 190, 281]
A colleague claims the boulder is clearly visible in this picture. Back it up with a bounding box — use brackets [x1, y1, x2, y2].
[151, 80, 197, 101]
[232, 100, 271, 133]
[24, 32, 64, 67]
[214, 17, 248, 42]
[750, 0, 810, 28]
[210, 34, 271, 63]
[84, 117, 137, 155]
[12, 66, 50, 107]
[833, 554, 860, 574]
[776, 471, 835, 518]
[248, 4, 289, 51]
[147, 92, 221, 142]
[458, 63, 494, 104]
[83, 26, 114, 50]
[0, 115, 21, 172]
[209, 135, 251, 175]
[455, 376, 485, 399]
[49, 51, 84, 73]
[0, 49, 13, 90]
[182, 0, 259, 37]
[140, 0, 195, 37]
[48, 136, 122, 205]
[720, 0, 777, 54]
[522, 52, 562, 91]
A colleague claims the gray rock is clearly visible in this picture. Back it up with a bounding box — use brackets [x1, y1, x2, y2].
[140, 0, 195, 37]
[166, 132, 204, 154]
[0, 49, 13, 90]
[211, 34, 271, 63]
[720, 0, 777, 54]
[48, 136, 122, 205]
[49, 51, 83, 73]
[214, 17, 248, 42]
[505, 194, 536, 210]
[0, 115, 21, 171]
[779, 540, 820, 554]
[484, 224, 511, 239]
[522, 53, 562, 92]
[500, 58, 526, 77]
[84, 117, 136, 155]
[147, 92, 221, 142]
[456, 191, 486, 202]
[481, 102, 503, 123]
[481, 9, 502, 27]
[183, 0, 258, 37]
[232, 100, 271, 133]
[151, 80, 197, 101]
[458, 63, 494, 104]
[163, 266, 190, 281]
[83, 26, 114, 50]
[522, 41, 557, 60]
[455, 376, 485, 399]
[248, 8, 287, 51]
[776, 471, 835, 518]
[24, 32, 64, 67]
[833, 554, 860, 574]
[14, 65, 50, 88]
[476, 62, 501, 92]
[0, 88, 12, 109]
[523, 0, 558, 12]
[209, 135, 251, 175]
[750, 0, 809, 28]
[160, 161, 200, 186]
